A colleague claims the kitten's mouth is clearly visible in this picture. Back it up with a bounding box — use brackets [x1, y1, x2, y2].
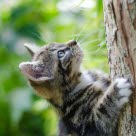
[19, 61, 53, 82]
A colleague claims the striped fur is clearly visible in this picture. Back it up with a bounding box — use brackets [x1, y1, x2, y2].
[19, 40, 133, 136]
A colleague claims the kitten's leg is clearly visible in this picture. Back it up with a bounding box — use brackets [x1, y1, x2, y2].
[93, 78, 133, 134]
[88, 70, 111, 92]
[97, 78, 133, 107]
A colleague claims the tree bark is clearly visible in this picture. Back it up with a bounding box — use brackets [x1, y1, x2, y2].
[103, 0, 136, 135]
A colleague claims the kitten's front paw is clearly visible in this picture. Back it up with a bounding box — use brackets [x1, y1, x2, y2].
[115, 78, 133, 106]
[115, 78, 133, 97]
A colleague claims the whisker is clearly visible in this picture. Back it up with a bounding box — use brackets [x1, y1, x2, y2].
[78, 29, 104, 45]
[75, 25, 89, 42]
[66, 33, 87, 38]
[83, 47, 106, 55]
[30, 32, 47, 44]
[79, 39, 100, 48]
[75, 19, 96, 42]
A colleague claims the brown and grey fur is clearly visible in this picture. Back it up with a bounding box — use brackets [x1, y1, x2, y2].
[19, 40, 133, 136]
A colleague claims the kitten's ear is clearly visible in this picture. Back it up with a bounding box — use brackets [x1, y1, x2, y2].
[19, 61, 53, 82]
[24, 43, 40, 56]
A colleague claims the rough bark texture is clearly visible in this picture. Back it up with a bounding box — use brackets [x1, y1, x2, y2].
[103, 0, 136, 136]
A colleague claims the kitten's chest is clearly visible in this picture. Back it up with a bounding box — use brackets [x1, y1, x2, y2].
[61, 107, 92, 136]
[62, 118, 83, 136]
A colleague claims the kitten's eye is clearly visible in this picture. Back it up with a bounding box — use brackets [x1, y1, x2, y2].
[58, 51, 65, 58]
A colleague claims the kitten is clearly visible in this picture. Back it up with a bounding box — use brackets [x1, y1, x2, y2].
[19, 40, 133, 136]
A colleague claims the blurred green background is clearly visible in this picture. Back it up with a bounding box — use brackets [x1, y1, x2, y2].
[0, 0, 108, 136]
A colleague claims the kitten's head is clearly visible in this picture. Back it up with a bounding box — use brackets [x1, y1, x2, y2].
[19, 40, 83, 100]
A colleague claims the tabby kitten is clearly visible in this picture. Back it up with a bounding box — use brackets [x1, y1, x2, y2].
[19, 40, 133, 136]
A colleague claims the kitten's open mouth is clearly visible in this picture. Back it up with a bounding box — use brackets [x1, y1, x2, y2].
[19, 61, 53, 82]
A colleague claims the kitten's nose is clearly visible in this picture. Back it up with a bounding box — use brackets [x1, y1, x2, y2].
[67, 40, 77, 47]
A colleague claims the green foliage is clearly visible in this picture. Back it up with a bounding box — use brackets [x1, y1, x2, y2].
[18, 111, 45, 136]
[0, 0, 107, 136]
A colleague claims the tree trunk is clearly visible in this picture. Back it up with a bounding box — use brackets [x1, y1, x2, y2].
[103, 0, 136, 135]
